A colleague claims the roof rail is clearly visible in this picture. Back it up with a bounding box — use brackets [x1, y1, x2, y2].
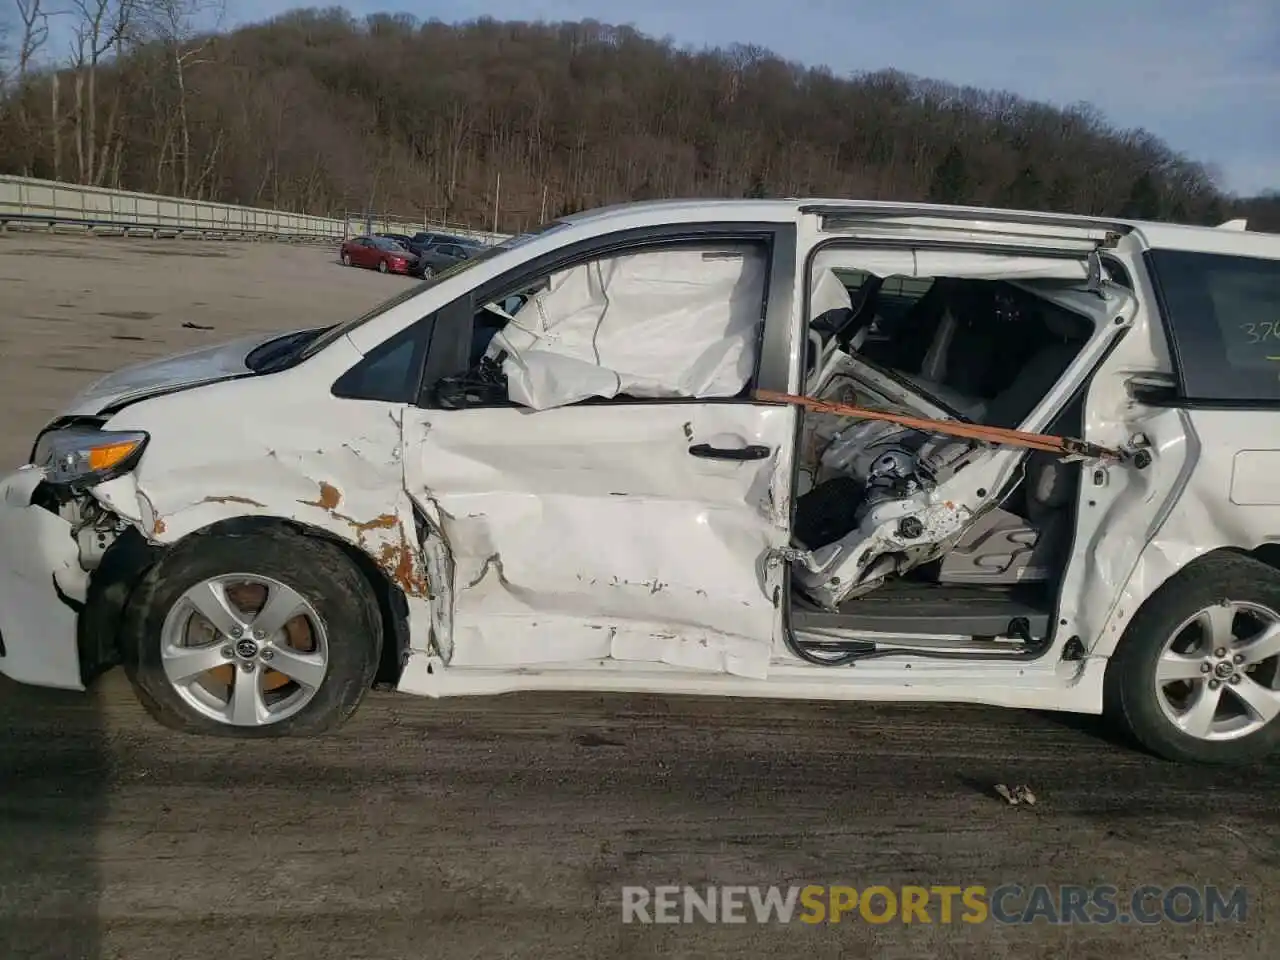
[1217, 218, 1249, 231]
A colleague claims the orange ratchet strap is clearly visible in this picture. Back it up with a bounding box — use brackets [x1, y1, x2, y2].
[754, 389, 1124, 463]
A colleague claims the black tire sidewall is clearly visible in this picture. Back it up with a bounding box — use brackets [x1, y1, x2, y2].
[1106, 554, 1280, 765]
[122, 529, 382, 738]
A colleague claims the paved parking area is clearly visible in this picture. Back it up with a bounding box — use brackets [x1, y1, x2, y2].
[0, 233, 1277, 959]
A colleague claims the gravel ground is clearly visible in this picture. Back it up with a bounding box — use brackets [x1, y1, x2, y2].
[0, 231, 1276, 960]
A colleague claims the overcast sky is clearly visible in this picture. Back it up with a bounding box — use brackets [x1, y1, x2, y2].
[231, 0, 1278, 195]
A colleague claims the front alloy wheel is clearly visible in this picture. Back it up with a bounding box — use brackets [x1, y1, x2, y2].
[160, 574, 330, 727]
[123, 528, 382, 737]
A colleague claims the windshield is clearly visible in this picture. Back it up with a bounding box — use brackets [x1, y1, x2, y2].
[285, 220, 569, 368]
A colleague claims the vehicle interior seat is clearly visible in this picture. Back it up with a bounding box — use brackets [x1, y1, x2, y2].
[980, 306, 1091, 430]
[893, 280, 997, 419]
[861, 277, 955, 371]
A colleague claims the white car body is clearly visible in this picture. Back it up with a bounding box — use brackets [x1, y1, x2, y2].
[3, 198, 1279, 761]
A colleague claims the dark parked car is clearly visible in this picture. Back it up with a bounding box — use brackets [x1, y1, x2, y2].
[410, 240, 481, 277]
[374, 232, 417, 250]
[392, 231, 484, 257]
[339, 236, 419, 275]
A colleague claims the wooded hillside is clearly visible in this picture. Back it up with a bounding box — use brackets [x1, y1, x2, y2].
[2, 4, 1276, 233]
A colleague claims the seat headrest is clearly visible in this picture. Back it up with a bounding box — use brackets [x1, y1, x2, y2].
[1042, 306, 1092, 341]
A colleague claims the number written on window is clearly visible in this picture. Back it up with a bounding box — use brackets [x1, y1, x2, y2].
[1147, 249, 1280, 402]
[1237, 322, 1280, 348]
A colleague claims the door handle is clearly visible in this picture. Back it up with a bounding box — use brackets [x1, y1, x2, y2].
[688, 443, 772, 461]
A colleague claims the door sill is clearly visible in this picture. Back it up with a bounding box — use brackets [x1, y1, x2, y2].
[792, 581, 1054, 638]
[395, 651, 1105, 713]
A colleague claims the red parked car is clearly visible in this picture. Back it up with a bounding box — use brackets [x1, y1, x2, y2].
[339, 235, 419, 275]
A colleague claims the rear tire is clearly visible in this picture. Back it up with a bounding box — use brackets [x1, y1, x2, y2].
[122, 528, 382, 738]
[378, 260, 388, 273]
[1105, 553, 1280, 765]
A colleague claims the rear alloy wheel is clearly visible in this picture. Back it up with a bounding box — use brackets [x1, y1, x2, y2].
[378, 260, 389, 273]
[420, 265, 434, 279]
[341, 252, 352, 267]
[122, 529, 382, 737]
[1106, 554, 1280, 764]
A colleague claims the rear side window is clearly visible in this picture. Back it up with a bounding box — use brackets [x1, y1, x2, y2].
[1147, 249, 1280, 403]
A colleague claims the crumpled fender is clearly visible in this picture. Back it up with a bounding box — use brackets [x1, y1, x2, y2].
[89, 390, 435, 655]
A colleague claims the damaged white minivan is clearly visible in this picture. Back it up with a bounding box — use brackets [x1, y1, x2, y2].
[3, 199, 1280, 765]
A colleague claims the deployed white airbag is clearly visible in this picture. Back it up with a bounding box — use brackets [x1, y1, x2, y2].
[488, 244, 768, 410]
[810, 266, 854, 316]
[810, 248, 1090, 282]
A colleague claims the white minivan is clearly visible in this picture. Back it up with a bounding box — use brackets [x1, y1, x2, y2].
[2, 198, 1279, 765]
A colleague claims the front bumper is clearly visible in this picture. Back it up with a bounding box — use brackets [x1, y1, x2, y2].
[0, 466, 87, 690]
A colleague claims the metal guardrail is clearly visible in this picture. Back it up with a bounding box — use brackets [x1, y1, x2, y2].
[0, 174, 507, 245]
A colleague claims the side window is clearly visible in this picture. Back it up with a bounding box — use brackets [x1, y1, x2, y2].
[424, 238, 772, 411]
[331, 317, 434, 403]
[1146, 249, 1280, 403]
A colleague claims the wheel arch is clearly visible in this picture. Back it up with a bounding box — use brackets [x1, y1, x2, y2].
[1100, 546, 1280, 764]
[1095, 545, 1280, 665]
[83, 514, 410, 690]
[1090, 544, 1280, 660]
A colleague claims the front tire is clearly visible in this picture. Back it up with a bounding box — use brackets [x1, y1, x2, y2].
[1105, 553, 1280, 765]
[341, 253, 352, 267]
[122, 528, 382, 737]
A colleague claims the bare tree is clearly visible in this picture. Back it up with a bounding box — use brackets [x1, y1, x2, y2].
[13, 0, 48, 78]
[142, 0, 221, 194]
[0, 14, 11, 89]
[7, 0, 52, 174]
[67, 0, 135, 184]
[0, 14, 1265, 227]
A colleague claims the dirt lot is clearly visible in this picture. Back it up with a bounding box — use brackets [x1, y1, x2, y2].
[0, 230, 411, 467]
[1, 232, 1278, 960]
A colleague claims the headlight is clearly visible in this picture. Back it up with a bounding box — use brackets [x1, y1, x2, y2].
[31, 426, 149, 488]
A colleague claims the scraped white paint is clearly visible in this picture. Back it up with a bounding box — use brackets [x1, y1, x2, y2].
[402, 401, 795, 679]
[96, 341, 437, 654]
